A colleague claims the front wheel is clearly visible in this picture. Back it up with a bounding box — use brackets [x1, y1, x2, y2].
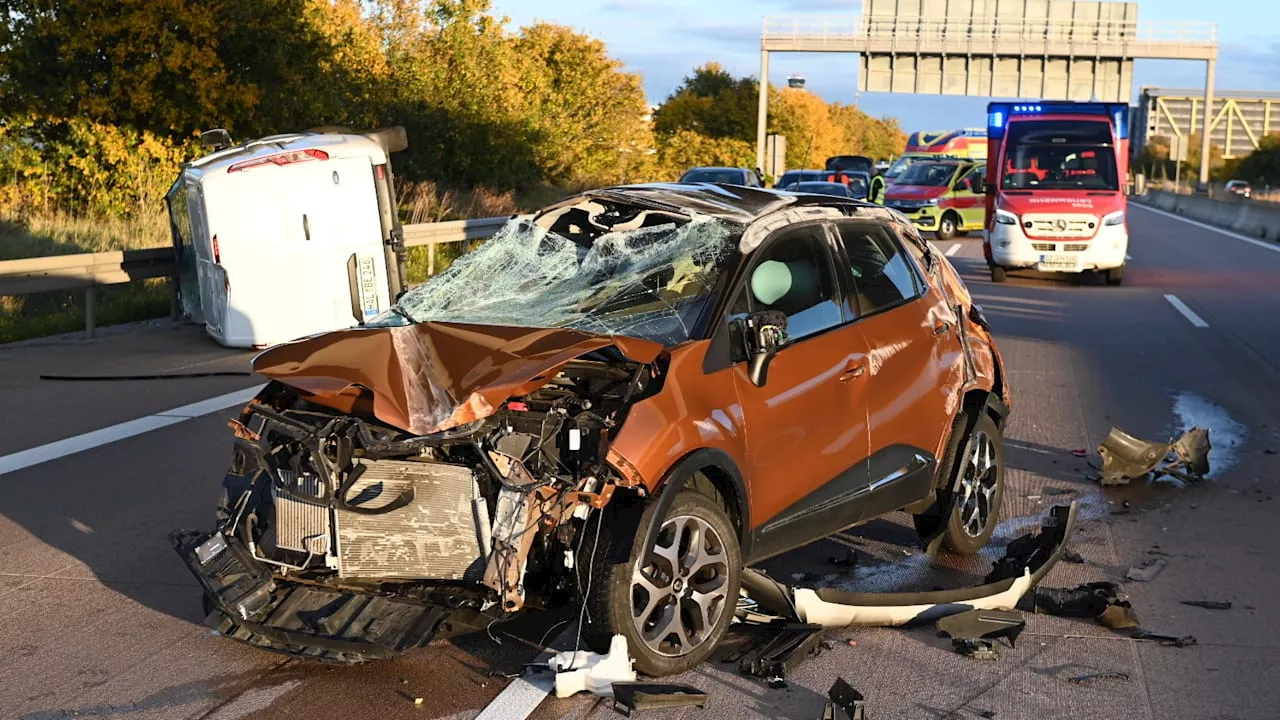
[915, 411, 1006, 555]
[936, 213, 959, 242]
[584, 489, 741, 676]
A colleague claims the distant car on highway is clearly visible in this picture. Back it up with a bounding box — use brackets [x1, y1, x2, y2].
[172, 182, 1011, 677]
[1225, 180, 1252, 199]
[774, 169, 826, 190]
[679, 166, 762, 187]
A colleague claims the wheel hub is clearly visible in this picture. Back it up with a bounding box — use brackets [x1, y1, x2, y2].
[956, 429, 999, 538]
[630, 515, 729, 658]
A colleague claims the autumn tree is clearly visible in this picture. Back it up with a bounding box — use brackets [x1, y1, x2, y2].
[1235, 133, 1280, 186]
[653, 63, 759, 141]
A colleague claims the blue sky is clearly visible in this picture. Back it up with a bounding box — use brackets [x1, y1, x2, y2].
[491, 0, 1280, 130]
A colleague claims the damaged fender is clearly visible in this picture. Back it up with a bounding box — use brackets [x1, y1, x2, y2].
[741, 502, 1078, 628]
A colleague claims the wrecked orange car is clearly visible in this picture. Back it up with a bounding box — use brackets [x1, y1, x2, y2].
[171, 183, 1012, 675]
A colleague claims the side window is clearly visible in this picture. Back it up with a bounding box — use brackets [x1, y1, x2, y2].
[836, 222, 925, 317]
[731, 226, 845, 352]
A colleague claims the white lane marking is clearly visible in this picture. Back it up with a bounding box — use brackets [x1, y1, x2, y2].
[945, 243, 962, 256]
[1163, 294, 1209, 328]
[0, 385, 264, 477]
[1132, 202, 1280, 255]
[474, 626, 576, 720]
[1125, 254, 1133, 260]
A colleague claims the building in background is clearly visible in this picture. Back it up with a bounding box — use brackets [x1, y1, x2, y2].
[1132, 86, 1280, 160]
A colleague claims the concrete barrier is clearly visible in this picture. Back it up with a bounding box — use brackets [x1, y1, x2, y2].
[1136, 189, 1280, 242]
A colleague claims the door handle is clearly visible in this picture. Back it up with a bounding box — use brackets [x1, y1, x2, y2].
[839, 361, 866, 381]
[932, 321, 952, 336]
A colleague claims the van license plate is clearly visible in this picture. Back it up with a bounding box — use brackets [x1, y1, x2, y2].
[357, 256, 379, 319]
[1037, 253, 1079, 271]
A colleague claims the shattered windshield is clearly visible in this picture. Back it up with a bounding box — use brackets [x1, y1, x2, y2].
[385, 208, 742, 346]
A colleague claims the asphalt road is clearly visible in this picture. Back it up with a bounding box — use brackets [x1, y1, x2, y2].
[3, 203, 1279, 720]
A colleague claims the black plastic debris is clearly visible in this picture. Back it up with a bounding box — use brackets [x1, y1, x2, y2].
[1069, 671, 1130, 684]
[1129, 629, 1197, 647]
[936, 609, 1026, 648]
[1062, 549, 1086, 564]
[611, 682, 708, 715]
[719, 622, 826, 686]
[1181, 600, 1232, 610]
[953, 638, 1000, 660]
[821, 677, 867, 720]
[1126, 558, 1168, 582]
[985, 504, 1075, 584]
[1031, 582, 1140, 630]
[828, 549, 858, 568]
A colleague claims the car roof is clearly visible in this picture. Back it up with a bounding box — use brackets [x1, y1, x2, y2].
[683, 166, 747, 173]
[547, 182, 872, 223]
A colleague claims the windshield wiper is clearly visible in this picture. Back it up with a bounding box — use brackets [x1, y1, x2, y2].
[388, 305, 416, 325]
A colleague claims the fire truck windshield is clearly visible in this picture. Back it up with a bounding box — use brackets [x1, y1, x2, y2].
[897, 161, 959, 187]
[1001, 120, 1118, 192]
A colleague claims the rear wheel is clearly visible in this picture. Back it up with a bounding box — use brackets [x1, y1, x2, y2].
[1106, 264, 1125, 286]
[990, 265, 1008, 283]
[936, 212, 959, 241]
[584, 489, 741, 676]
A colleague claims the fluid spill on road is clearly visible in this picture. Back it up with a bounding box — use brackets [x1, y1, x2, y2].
[1172, 391, 1247, 479]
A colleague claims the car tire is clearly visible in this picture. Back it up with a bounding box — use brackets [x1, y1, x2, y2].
[915, 410, 1005, 555]
[1106, 265, 1125, 286]
[582, 489, 741, 677]
[936, 212, 959, 241]
[990, 265, 1007, 283]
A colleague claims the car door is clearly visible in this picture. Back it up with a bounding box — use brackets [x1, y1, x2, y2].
[725, 222, 873, 561]
[953, 165, 987, 230]
[833, 220, 965, 522]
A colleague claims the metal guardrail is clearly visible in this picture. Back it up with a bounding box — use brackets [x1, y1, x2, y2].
[762, 15, 1218, 45]
[0, 215, 512, 338]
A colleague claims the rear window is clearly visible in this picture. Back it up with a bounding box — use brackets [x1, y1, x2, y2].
[681, 168, 745, 184]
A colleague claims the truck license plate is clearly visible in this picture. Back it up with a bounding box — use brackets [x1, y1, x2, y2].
[357, 256, 379, 319]
[1037, 253, 1079, 271]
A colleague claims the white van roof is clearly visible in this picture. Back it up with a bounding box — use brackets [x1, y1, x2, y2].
[185, 131, 389, 177]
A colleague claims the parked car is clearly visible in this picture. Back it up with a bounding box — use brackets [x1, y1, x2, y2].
[794, 180, 861, 199]
[1225, 179, 1252, 199]
[775, 169, 827, 190]
[172, 183, 1011, 677]
[679, 166, 762, 187]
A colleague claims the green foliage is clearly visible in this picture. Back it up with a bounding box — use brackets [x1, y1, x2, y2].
[655, 130, 755, 181]
[654, 63, 759, 141]
[1235, 133, 1280, 186]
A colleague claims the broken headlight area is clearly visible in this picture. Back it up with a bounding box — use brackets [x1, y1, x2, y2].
[173, 357, 659, 663]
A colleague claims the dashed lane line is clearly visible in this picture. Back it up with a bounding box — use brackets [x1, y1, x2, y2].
[945, 243, 962, 257]
[0, 385, 265, 477]
[1164, 294, 1210, 328]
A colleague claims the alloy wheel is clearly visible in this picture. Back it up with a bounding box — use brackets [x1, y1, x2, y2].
[630, 515, 730, 657]
[956, 429, 999, 537]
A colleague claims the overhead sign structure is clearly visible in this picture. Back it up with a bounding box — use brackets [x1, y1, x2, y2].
[757, 0, 1220, 185]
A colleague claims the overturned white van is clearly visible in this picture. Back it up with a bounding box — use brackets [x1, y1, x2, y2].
[166, 127, 410, 348]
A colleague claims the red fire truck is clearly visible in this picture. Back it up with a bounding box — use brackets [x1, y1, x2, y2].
[983, 102, 1130, 286]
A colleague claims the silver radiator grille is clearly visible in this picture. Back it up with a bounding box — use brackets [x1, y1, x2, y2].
[269, 470, 331, 555]
[335, 459, 486, 581]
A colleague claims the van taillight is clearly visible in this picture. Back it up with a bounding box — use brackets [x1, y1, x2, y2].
[212, 235, 221, 263]
[227, 148, 329, 173]
[375, 165, 385, 179]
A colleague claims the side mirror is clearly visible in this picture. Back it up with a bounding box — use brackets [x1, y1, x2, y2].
[971, 177, 986, 194]
[1133, 173, 1147, 196]
[745, 310, 788, 387]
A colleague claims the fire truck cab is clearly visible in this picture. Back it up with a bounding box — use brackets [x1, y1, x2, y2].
[983, 103, 1129, 285]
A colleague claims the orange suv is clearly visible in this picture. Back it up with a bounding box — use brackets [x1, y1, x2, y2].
[172, 183, 1011, 676]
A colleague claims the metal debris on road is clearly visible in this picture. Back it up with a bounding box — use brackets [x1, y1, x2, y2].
[1126, 558, 1168, 582]
[1181, 600, 1232, 610]
[936, 609, 1026, 648]
[953, 638, 1000, 660]
[610, 682, 708, 715]
[1096, 426, 1212, 485]
[821, 677, 867, 720]
[1068, 671, 1130, 684]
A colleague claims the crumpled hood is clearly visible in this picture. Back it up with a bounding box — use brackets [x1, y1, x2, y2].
[996, 191, 1124, 217]
[252, 322, 664, 436]
[885, 185, 947, 201]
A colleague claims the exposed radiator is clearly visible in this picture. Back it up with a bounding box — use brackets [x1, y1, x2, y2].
[269, 470, 331, 556]
[335, 459, 487, 581]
